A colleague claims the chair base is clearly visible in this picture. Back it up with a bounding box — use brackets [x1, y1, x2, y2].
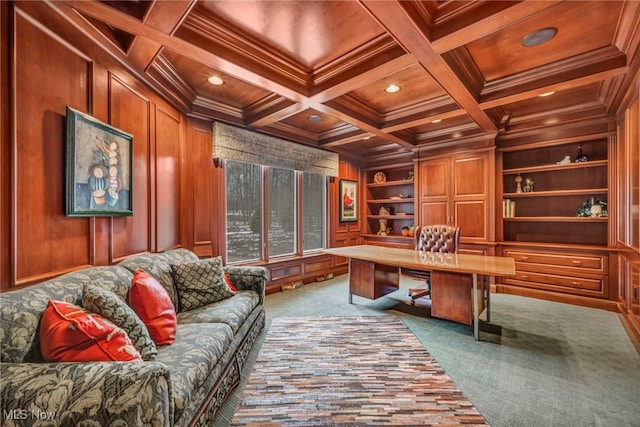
[408, 285, 431, 305]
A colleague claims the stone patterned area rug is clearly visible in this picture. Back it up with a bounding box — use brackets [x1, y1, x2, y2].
[231, 316, 488, 426]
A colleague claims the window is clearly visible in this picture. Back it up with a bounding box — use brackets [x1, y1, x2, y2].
[268, 167, 295, 257]
[225, 161, 262, 263]
[225, 161, 327, 263]
[302, 172, 325, 251]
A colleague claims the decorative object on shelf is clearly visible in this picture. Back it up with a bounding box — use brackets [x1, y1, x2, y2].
[65, 107, 133, 217]
[556, 155, 571, 165]
[515, 174, 523, 193]
[576, 197, 608, 217]
[405, 170, 414, 181]
[390, 194, 404, 200]
[339, 179, 358, 222]
[503, 199, 516, 217]
[408, 224, 415, 237]
[522, 178, 534, 192]
[379, 206, 390, 216]
[574, 144, 589, 162]
[378, 218, 388, 234]
[373, 171, 387, 183]
[401, 226, 410, 236]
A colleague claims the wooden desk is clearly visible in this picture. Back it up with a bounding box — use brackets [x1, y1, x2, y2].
[324, 245, 516, 340]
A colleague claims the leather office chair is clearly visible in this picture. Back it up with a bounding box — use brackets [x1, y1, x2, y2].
[407, 224, 460, 304]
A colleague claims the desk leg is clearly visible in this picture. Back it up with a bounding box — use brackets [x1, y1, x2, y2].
[485, 275, 491, 323]
[348, 258, 353, 304]
[473, 273, 479, 340]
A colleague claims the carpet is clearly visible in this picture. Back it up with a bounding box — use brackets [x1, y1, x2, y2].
[231, 316, 488, 426]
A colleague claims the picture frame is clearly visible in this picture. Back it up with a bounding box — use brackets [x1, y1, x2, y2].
[66, 106, 134, 216]
[339, 179, 358, 222]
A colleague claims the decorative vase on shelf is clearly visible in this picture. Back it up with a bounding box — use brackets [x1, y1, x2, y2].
[574, 144, 588, 162]
[515, 174, 523, 193]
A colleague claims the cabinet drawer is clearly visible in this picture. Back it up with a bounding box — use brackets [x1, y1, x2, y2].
[505, 250, 606, 273]
[509, 271, 603, 292]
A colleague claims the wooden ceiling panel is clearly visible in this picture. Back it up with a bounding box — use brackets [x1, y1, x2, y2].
[466, 1, 624, 82]
[194, 0, 385, 70]
[346, 64, 448, 114]
[161, 49, 271, 110]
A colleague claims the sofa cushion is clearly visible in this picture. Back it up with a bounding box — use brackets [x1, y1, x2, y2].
[40, 300, 142, 362]
[177, 291, 260, 334]
[171, 257, 235, 311]
[129, 270, 177, 345]
[82, 284, 157, 361]
[155, 322, 234, 421]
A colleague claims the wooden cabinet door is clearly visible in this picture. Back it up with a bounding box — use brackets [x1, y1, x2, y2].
[418, 158, 451, 225]
[417, 150, 491, 243]
[452, 153, 489, 241]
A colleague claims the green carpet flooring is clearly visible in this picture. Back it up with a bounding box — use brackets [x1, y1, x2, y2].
[214, 274, 640, 427]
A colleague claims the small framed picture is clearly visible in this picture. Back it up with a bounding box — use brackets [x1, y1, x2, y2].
[339, 179, 358, 222]
[66, 107, 133, 216]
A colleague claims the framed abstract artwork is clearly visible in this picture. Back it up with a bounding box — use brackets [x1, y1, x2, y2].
[339, 179, 358, 222]
[66, 107, 133, 216]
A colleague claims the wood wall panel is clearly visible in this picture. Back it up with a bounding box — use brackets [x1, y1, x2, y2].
[14, 11, 92, 285]
[154, 106, 181, 252]
[109, 75, 151, 261]
[187, 122, 214, 257]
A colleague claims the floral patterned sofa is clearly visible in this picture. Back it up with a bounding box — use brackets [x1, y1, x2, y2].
[0, 248, 267, 427]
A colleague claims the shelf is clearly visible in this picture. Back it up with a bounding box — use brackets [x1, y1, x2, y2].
[367, 180, 414, 187]
[368, 198, 414, 203]
[503, 216, 608, 222]
[361, 234, 415, 240]
[367, 215, 414, 220]
[503, 188, 607, 198]
[503, 160, 607, 175]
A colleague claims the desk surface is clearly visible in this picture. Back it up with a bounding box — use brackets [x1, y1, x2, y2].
[324, 245, 516, 277]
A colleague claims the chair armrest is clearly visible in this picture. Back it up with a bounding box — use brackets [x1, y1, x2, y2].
[0, 361, 173, 426]
[224, 266, 268, 304]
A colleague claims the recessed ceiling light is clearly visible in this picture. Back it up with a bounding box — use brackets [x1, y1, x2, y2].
[308, 114, 322, 122]
[431, 118, 442, 123]
[207, 76, 224, 85]
[522, 27, 558, 47]
[538, 91, 556, 97]
[362, 136, 371, 140]
[384, 84, 400, 93]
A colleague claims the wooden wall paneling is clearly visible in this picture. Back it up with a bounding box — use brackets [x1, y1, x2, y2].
[186, 117, 215, 258]
[154, 106, 182, 252]
[14, 10, 93, 286]
[418, 158, 449, 226]
[1, 1, 11, 290]
[109, 74, 151, 261]
[453, 153, 490, 242]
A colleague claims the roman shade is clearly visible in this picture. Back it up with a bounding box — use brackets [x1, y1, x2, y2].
[212, 122, 339, 177]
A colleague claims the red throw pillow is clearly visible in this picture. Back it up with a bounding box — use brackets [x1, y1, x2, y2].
[223, 271, 238, 292]
[129, 269, 177, 345]
[40, 300, 142, 362]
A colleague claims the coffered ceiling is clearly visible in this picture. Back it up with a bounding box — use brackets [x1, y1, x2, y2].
[50, 1, 640, 162]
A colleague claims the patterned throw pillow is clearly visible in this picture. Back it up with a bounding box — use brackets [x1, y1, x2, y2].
[171, 256, 235, 311]
[40, 300, 142, 362]
[129, 270, 177, 345]
[82, 284, 157, 361]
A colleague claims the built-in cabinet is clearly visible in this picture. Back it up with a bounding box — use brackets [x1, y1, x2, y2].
[362, 163, 416, 248]
[497, 136, 615, 307]
[417, 149, 493, 254]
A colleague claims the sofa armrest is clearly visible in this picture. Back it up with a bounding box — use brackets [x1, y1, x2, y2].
[0, 361, 173, 426]
[224, 266, 268, 304]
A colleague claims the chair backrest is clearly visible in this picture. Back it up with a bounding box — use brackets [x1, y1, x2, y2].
[414, 225, 460, 254]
